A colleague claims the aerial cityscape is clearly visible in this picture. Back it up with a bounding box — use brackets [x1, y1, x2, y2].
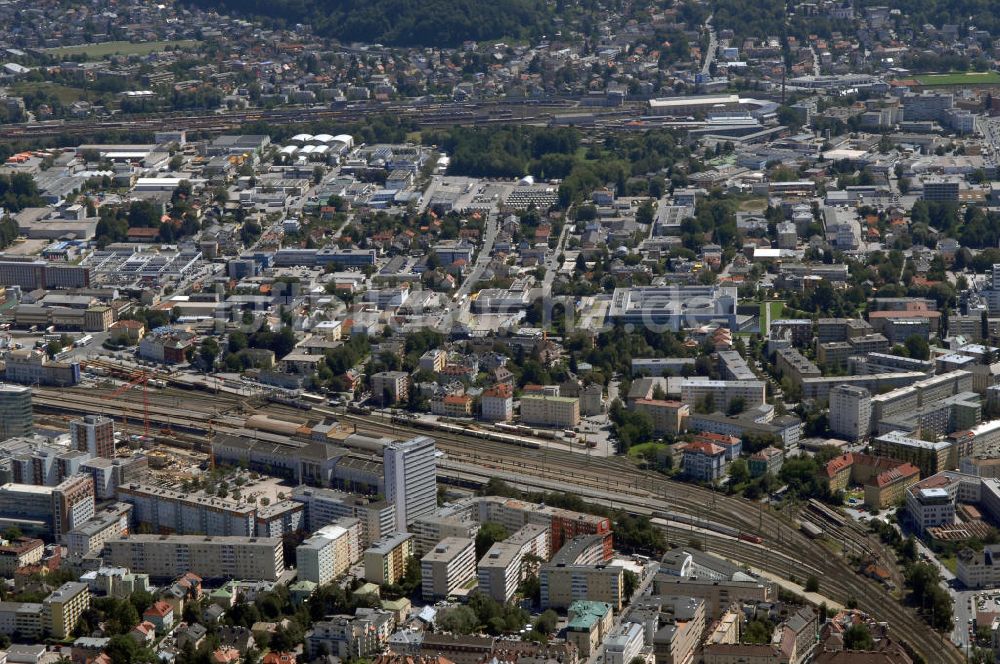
[6, 0, 1000, 663]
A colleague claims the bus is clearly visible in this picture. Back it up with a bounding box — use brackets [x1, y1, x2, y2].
[76, 334, 93, 347]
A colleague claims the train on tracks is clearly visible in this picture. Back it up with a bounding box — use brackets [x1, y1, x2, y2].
[652, 510, 764, 544]
[394, 416, 543, 450]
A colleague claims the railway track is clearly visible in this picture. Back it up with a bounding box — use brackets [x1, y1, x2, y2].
[0, 99, 616, 140]
[337, 414, 962, 663]
[30, 388, 962, 662]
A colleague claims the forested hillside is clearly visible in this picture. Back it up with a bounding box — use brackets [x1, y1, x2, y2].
[189, 0, 555, 46]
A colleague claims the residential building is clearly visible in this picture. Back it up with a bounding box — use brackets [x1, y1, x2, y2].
[411, 514, 479, 557]
[0, 536, 44, 575]
[364, 533, 414, 585]
[297, 519, 363, 586]
[474, 496, 611, 558]
[681, 441, 727, 481]
[633, 400, 689, 436]
[421, 537, 476, 600]
[44, 582, 90, 639]
[958, 545, 1000, 588]
[565, 601, 614, 659]
[117, 483, 256, 537]
[384, 436, 437, 530]
[632, 594, 707, 664]
[829, 385, 871, 442]
[520, 395, 580, 428]
[0, 602, 44, 639]
[104, 535, 285, 581]
[0, 384, 32, 439]
[70, 415, 115, 459]
[539, 564, 623, 610]
[687, 411, 803, 451]
[604, 623, 644, 664]
[818, 453, 920, 509]
[680, 379, 766, 413]
[481, 384, 514, 422]
[66, 502, 131, 556]
[748, 447, 784, 478]
[372, 372, 410, 406]
[307, 609, 395, 659]
[873, 431, 952, 477]
[477, 542, 525, 604]
[431, 394, 473, 418]
[291, 486, 396, 547]
[775, 347, 821, 387]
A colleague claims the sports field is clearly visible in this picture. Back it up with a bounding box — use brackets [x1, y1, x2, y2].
[46, 39, 200, 58]
[914, 71, 1000, 86]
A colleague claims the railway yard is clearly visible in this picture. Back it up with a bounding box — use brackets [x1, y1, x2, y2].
[0, 98, 637, 141]
[31, 379, 963, 664]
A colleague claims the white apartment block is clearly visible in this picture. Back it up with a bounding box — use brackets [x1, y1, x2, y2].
[478, 541, 526, 603]
[66, 503, 130, 557]
[906, 487, 956, 533]
[297, 519, 362, 586]
[481, 385, 514, 422]
[829, 384, 871, 441]
[421, 537, 476, 600]
[958, 545, 1000, 589]
[384, 436, 437, 530]
[605, 622, 645, 664]
[680, 379, 766, 412]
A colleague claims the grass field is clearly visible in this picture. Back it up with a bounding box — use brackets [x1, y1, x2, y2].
[9, 81, 94, 104]
[46, 39, 200, 58]
[627, 441, 669, 459]
[759, 300, 784, 333]
[738, 197, 768, 212]
[914, 71, 1000, 86]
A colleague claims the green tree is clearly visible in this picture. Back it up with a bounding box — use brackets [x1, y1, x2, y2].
[904, 335, 930, 361]
[728, 459, 750, 486]
[200, 337, 220, 368]
[438, 605, 480, 634]
[843, 624, 874, 650]
[475, 522, 510, 558]
[744, 620, 773, 644]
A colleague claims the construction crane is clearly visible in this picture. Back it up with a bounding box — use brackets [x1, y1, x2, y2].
[102, 372, 151, 438]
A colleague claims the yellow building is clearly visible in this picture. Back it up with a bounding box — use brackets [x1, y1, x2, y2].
[633, 399, 689, 435]
[44, 581, 90, 639]
[84, 306, 114, 332]
[520, 394, 580, 429]
[539, 564, 623, 611]
[872, 431, 951, 477]
[363, 533, 414, 585]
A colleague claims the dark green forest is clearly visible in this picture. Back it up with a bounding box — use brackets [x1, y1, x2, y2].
[187, 0, 555, 46]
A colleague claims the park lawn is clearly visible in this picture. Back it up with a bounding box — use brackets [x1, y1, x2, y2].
[737, 197, 768, 212]
[627, 441, 669, 459]
[914, 71, 1000, 86]
[46, 39, 200, 58]
[9, 81, 95, 104]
